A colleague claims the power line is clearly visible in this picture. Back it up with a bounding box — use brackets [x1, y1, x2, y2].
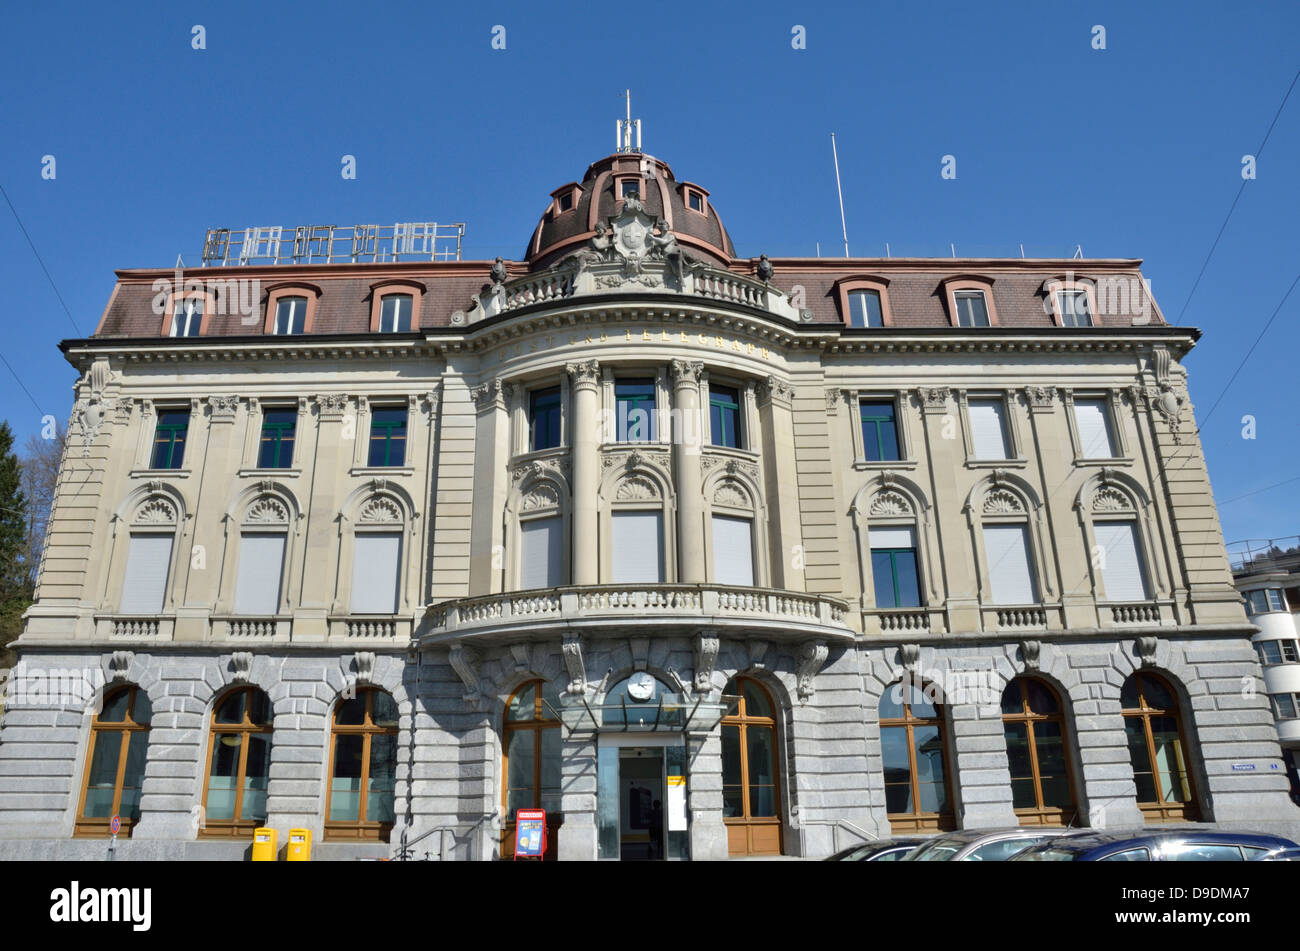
[1219, 474, 1300, 506]
[0, 180, 84, 337]
[1173, 64, 1300, 327]
[0, 350, 49, 418]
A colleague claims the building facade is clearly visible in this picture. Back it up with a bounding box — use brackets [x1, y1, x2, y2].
[1230, 537, 1300, 802]
[1, 146, 1297, 860]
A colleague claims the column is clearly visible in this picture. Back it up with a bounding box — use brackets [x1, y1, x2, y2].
[670, 359, 706, 583]
[566, 361, 600, 585]
[469, 379, 511, 593]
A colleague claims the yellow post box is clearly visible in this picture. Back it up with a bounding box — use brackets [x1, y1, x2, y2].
[251, 828, 277, 861]
[286, 828, 312, 861]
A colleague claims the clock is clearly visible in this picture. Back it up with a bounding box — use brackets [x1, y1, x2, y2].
[626, 672, 655, 702]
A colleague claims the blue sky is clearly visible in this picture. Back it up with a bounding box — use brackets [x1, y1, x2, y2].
[1, 0, 1296, 545]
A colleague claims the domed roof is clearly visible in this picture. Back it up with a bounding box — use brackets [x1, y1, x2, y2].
[525, 153, 735, 268]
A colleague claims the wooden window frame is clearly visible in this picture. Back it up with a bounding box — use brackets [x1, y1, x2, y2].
[1001, 677, 1078, 826]
[879, 681, 956, 832]
[835, 277, 894, 328]
[161, 289, 218, 337]
[368, 280, 425, 333]
[75, 685, 151, 838]
[941, 277, 999, 328]
[721, 678, 783, 855]
[500, 680, 563, 860]
[263, 283, 321, 335]
[1121, 672, 1200, 823]
[199, 686, 275, 838]
[680, 182, 710, 216]
[323, 687, 398, 842]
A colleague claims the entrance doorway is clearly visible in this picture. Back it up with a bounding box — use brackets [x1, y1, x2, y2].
[618, 748, 665, 861]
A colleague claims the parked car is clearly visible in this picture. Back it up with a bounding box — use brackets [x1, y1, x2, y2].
[1255, 846, 1300, 861]
[899, 828, 1076, 862]
[824, 838, 927, 862]
[1010, 829, 1299, 861]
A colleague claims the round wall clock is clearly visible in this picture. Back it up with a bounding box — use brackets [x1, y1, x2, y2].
[627, 671, 655, 702]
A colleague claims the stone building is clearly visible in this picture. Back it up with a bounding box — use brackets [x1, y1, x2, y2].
[1, 140, 1296, 860]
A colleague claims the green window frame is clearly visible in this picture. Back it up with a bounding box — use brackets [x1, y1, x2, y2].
[871, 547, 921, 608]
[529, 387, 563, 451]
[709, 384, 742, 449]
[367, 407, 407, 467]
[258, 409, 296, 468]
[151, 411, 189, 469]
[615, 379, 656, 442]
[860, 399, 900, 461]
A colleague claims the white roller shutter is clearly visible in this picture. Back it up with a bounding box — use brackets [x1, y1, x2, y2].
[869, 526, 916, 550]
[1074, 399, 1116, 458]
[712, 515, 754, 586]
[1094, 521, 1147, 601]
[612, 511, 663, 583]
[120, 534, 173, 614]
[351, 533, 401, 613]
[521, 516, 563, 589]
[234, 533, 286, 615]
[983, 524, 1038, 605]
[969, 400, 1010, 459]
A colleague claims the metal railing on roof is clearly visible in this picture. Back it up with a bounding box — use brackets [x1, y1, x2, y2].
[1227, 536, 1300, 574]
[200, 222, 465, 266]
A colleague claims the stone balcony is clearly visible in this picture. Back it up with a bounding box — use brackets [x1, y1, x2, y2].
[469, 258, 804, 323]
[420, 584, 854, 647]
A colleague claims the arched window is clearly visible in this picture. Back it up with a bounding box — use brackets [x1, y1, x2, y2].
[325, 688, 398, 841]
[879, 681, 955, 831]
[1122, 672, 1199, 822]
[501, 679, 563, 860]
[721, 677, 782, 856]
[1001, 677, 1077, 825]
[201, 687, 273, 837]
[76, 685, 152, 837]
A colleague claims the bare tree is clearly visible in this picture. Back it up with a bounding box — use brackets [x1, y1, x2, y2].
[19, 423, 66, 594]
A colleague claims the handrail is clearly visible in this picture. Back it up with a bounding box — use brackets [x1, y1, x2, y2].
[395, 811, 498, 861]
[795, 815, 880, 856]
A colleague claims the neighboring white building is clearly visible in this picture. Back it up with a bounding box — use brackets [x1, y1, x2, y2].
[1230, 537, 1300, 801]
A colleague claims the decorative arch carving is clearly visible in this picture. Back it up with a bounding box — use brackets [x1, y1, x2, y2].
[1071, 469, 1167, 599]
[850, 473, 940, 610]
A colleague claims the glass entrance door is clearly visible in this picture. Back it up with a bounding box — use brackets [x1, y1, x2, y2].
[618, 748, 665, 860]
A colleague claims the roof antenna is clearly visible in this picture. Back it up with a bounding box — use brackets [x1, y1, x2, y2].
[617, 90, 641, 153]
[831, 133, 849, 258]
[1073, 244, 1083, 259]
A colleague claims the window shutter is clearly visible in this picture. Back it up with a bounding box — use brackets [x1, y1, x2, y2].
[520, 517, 563, 589]
[982, 524, 1038, 605]
[969, 400, 1010, 459]
[351, 533, 402, 613]
[1073, 399, 1116, 458]
[1094, 521, 1147, 602]
[611, 512, 663, 583]
[120, 534, 174, 614]
[869, 526, 916, 550]
[712, 515, 754, 586]
[234, 533, 286, 615]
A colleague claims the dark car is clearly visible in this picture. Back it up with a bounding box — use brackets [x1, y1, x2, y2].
[824, 838, 926, 862]
[1010, 829, 1299, 861]
[899, 827, 1075, 862]
[1255, 847, 1300, 861]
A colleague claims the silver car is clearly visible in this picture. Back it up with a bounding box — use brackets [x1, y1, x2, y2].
[900, 827, 1077, 861]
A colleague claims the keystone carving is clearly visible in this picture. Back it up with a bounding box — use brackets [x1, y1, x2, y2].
[561, 634, 587, 696]
[1020, 639, 1041, 671]
[448, 645, 481, 706]
[352, 651, 376, 686]
[1024, 385, 1057, 411]
[230, 651, 253, 684]
[796, 640, 829, 703]
[509, 643, 531, 673]
[918, 387, 951, 413]
[898, 643, 921, 677]
[748, 640, 770, 670]
[694, 633, 720, 695]
[209, 395, 239, 420]
[1136, 636, 1160, 668]
[315, 393, 349, 417]
[108, 650, 134, 683]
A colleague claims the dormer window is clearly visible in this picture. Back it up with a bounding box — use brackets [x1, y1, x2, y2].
[954, 291, 989, 327]
[687, 192, 704, 212]
[1044, 279, 1098, 327]
[835, 277, 893, 328]
[171, 298, 204, 337]
[849, 290, 884, 327]
[380, 295, 413, 333]
[621, 179, 641, 200]
[558, 193, 573, 213]
[273, 296, 308, 334]
[367, 280, 425, 333]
